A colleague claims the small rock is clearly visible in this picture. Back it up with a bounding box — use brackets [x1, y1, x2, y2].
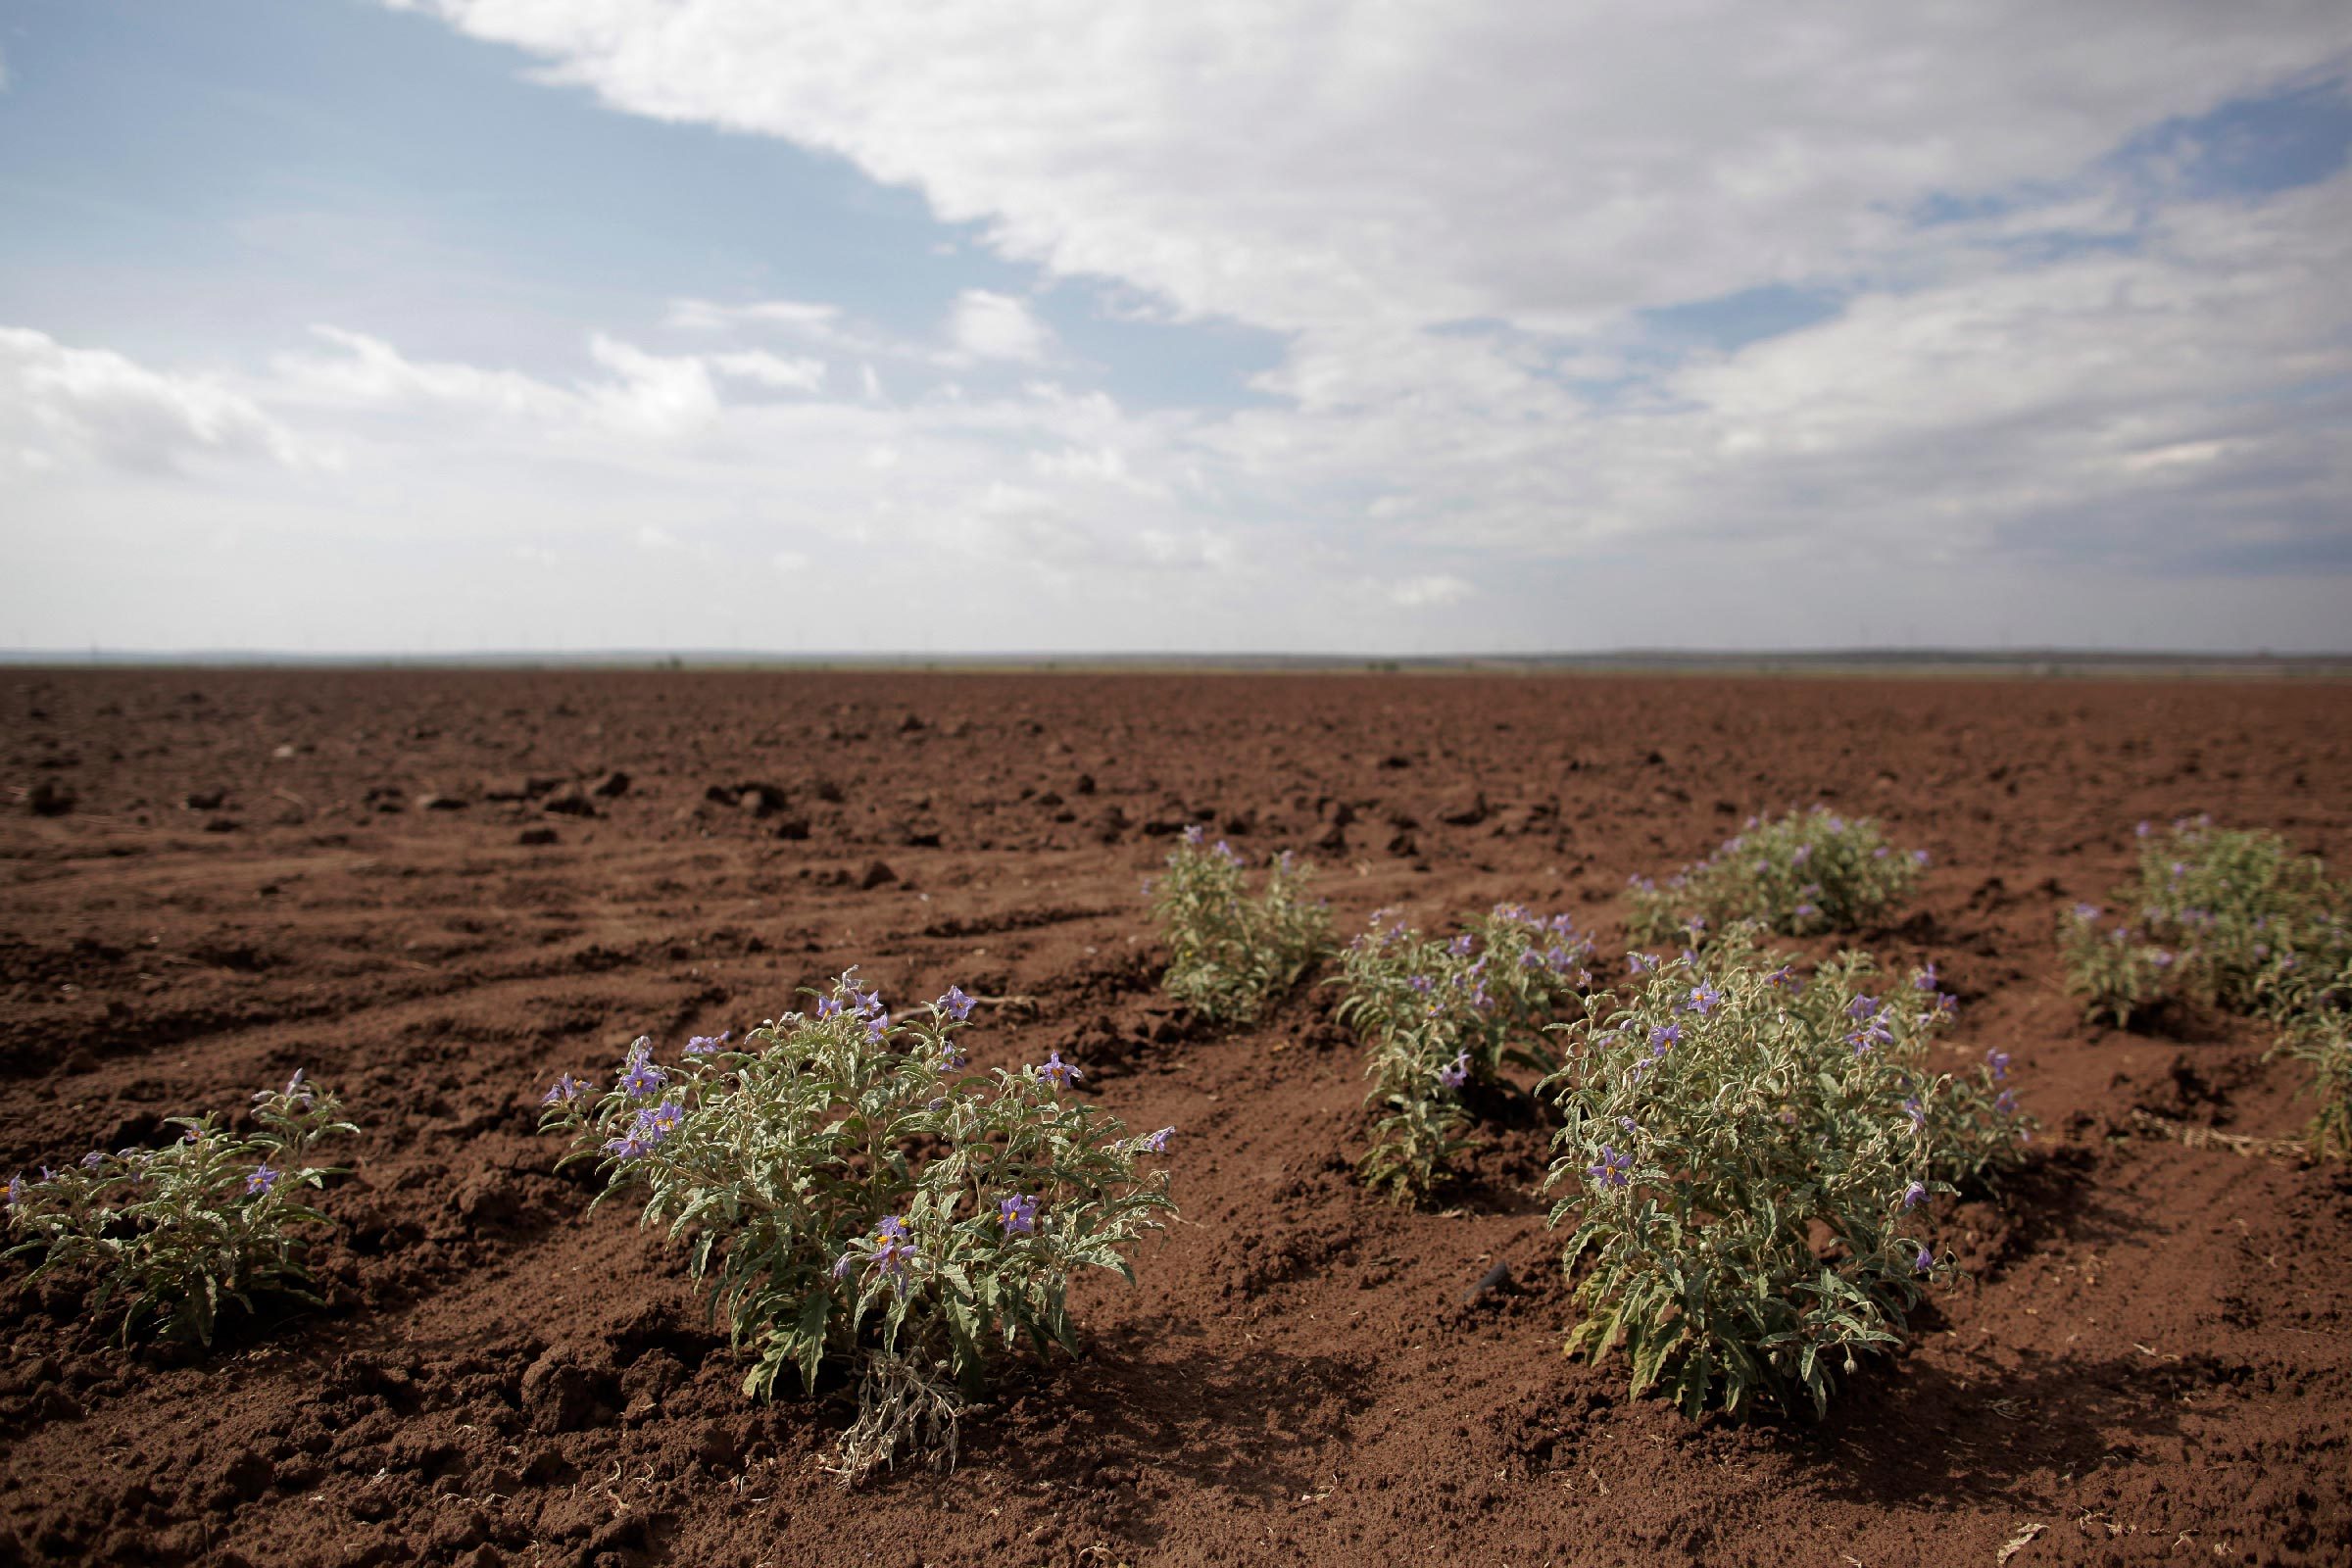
[1461, 1260, 1514, 1304]
[858, 859, 899, 890]
[736, 782, 789, 816]
[517, 826, 560, 847]
[542, 786, 596, 817]
[1436, 789, 1489, 827]
[519, 1352, 597, 1434]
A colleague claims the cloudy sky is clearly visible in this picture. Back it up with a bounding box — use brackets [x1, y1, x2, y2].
[2, 0, 2348, 655]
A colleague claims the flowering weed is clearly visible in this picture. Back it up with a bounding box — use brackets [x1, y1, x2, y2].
[1628, 808, 1924, 947]
[4, 1073, 355, 1345]
[540, 975, 1175, 1482]
[1149, 829, 1332, 1023]
[1335, 905, 1594, 1201]
[2064, 818, 2349, 1028]
[2277, 1013, 2352, 1159]
[1543, 926, 2028, 1417]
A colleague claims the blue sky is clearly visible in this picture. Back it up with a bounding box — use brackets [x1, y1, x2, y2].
[1, 0, 2348, 653]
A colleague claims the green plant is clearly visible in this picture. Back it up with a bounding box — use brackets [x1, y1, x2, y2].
[539, 976, 1175, 1482]
[1628, 808, 1925, 947]
[2056, 902, 2177, 1027]
[4, 1073, 355, 1345]
[2278, 1012, 2352, 1159]
[1335, 904, 1593, 1201]
[2132, 818, 2347, 1019]
[1148, 828, 1332, 1023]
[1543, 926, 2027, 1418]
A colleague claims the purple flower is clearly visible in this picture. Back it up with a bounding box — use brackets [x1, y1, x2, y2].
[815, 995, 844, 1019]
[1588, 1147, 1634, 1190]
[1846, 995, 1881, 1021]
[2135, 819, 2152, 838]
[3, 1174, 19, 1208]
[939, 985, 977, 1022]
[869, 1215, 919, 1285]
[81, 1151, 105, 1170]
[616, 1050, 667, 1100]
[1646, 1022, 1680, 1057]
[1409, 973, 1435, 995]
[282, 1068, 314, 1104]
[1793, 902, 1821, 921]
[684, 1032, 732, 1055]
[603, 1131, 652, 1159]
[1903, 1181, 1928, 1208]
[1142, 1126, 1174, 1153]
[1995, 1090, 2018, 1115]
[1437, 1052, 1469, 1090]
[1684, 984, 1725, 1017]
[1764, 964, 1800, 990]
[645, 1099, 686, 1137]
[2072, 903, 2102, 921]
[246, 1164, 280, 1197]
[1792, 844, 1813, 865]
[1913, 962, 1938, 992]
[1628, 952, 1659, 976]
[1448, 933, 1476, 957]
[1848, 1019, 1893, 1055]
[542, 1071, 593, 1107]
[1912, 849, 1931, 866]
[1913, 1245, 1936, 1275]
[997, 1194, 1039, 1235]
[831, 1252, 857, 1279]
[1902, 1096, 1927, 1133]
[1182, 823, 1205, 847]
[1039, 1052, 1082, 1090]
[1985, 1049, 2009, 1081]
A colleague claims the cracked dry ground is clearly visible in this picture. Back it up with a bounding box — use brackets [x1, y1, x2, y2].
[1, 667, 2346, 1568]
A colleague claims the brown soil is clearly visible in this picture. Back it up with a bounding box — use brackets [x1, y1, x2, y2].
[2, 667, 2347, 1568]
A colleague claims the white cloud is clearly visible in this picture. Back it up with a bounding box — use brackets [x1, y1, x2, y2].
[946, 289, 1051, 365]
[1385, 573, 1475, 610]
[0, 325, 318, 473]
[710, 349, 826, 392]
[391, 1, 2347, 338]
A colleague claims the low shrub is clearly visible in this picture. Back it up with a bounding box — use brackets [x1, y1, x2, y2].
[1336, 904, 1594, 1201]
[2056, 902, 2177, 1027]
[540, 975, 1174, 1482]
[1543, 926, 2028, 1417]
[2131, 819, 2344, 1018]
[1148, 828, 1332, 1024]
[3, 1072, 355, 1345]
[1628, 807, 1926, 947]
[2278, 1013, 2352, 1160]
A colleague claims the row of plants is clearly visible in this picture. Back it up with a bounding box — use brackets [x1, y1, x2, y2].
[1166, 810, 2029, 1417]
[2, 806, 2338, 1478]
[2061, 816, 2351, 1155]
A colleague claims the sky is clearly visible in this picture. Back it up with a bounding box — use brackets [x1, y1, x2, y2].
[1, 0, 2349, 656]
